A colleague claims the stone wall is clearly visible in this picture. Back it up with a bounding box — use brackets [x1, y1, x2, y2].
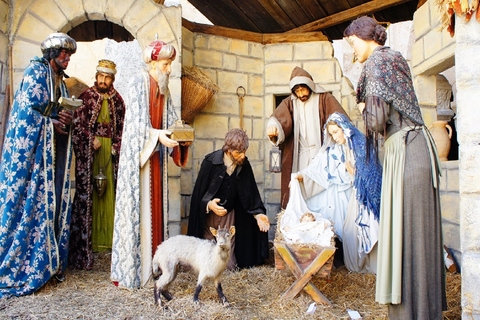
[455, 12, 480, 320]
[182, 28, 357, 238]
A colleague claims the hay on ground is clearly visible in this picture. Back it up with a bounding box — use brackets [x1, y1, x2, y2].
[0, 248, 461, 320]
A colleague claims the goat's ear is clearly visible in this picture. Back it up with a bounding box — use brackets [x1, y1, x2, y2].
[210, 227, 217, 236]
[229, 226, 236, 236]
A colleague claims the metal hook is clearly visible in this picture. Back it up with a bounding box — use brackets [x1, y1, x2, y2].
[236, 86, 246, 98]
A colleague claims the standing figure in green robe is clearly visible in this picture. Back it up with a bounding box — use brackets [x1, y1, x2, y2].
[69, 60, 126, 270]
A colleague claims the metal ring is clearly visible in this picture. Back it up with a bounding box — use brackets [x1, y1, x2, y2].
[236, 86, 246, 98]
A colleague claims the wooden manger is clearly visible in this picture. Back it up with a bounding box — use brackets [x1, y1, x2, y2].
[274, 211, 336, 305]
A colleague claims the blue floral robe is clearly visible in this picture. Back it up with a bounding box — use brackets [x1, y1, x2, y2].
[0, 57, 73, 298]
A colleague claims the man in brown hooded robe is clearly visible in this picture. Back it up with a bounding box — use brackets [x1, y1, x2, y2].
[266, 66, 347, 208]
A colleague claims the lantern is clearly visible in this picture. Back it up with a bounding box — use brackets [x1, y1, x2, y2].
[269, 146, 282, 172]
[94, 168, 108, 197]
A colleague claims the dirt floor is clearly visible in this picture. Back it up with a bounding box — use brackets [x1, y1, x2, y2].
[0, 250, 461, 320]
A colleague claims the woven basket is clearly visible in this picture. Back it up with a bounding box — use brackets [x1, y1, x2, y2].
[181, 66, 219, 123]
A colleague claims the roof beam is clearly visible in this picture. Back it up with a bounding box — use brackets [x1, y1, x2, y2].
[182, 19, 328, 44]
[285, 0, 413, 33]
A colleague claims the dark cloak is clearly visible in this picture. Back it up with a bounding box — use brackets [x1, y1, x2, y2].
[187, 150, 268, 268]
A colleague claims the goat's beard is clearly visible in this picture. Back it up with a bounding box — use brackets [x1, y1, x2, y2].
[156, 68, 170, 95]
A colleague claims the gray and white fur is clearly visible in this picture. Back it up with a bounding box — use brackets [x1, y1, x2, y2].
[152, 226, 236, 306]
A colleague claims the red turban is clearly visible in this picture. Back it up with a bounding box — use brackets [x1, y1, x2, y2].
[143, 40, 176, 64]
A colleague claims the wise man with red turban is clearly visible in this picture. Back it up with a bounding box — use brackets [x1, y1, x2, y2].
[111, 39, 189, 288]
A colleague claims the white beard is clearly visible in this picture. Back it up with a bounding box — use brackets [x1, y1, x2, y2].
[156, 68, 170, 95]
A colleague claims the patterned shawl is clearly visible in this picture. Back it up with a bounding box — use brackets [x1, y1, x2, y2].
[321, 112, 382, 220]
[356, 46, 424, 125]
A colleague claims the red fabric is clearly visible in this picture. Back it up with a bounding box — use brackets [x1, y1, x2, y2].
[149, 76, 164, 257]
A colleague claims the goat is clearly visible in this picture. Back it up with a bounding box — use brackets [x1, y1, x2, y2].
[151, 226, 236, 306]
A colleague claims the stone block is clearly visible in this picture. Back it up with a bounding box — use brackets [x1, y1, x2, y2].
[447, 167, 459, 192]
[439, 172, 447, 191]
[168, 177, 182, 220]
[293, 42, 324, 60]
[459, 148, 480, 194]
[265, 44, 293, 61]
[413, 1, 430, 39]
[194, 35, 208, 49]
[167, 223, 181, 237]
[194, 114, 229, 139]
[237, 56, 263, 74]
[460, 252, 480, 311]
[247, 140, 261, 161]
[0, 33, 7, 62]
[84, 0, 107, 20]
[252, 118, 264, 140]
[411, 39, 424, 69]
[243, 96, 263, 117]
[182, 48, 193, 67]
[54, 0, 85, 24]
[136, 14, 177, 50]
[428, 0, 442, 30]
[192, 139, 214, 160]
[0, 2, 8, 34]
[415, 75, 437, 106]
[440, 193, 460, 222]
[105, 0, 135, 25]
[442, 221, 460, 253]
[223, 53, 236, 71]
[251, 160, 265, 183]
[455, 14, 480, 43]
[303, 61, 336, 84]
[321, 41, 334, 58]
[231, 39, 249, 56]
[182, 27, 194, 50]
[441, 27, 455, 48]
[265, 190, 281, 205]
[461, 195, 480, 250]
[218, 71, 248, 94]
[167, 158, 181, 176]
[180, 169, 193, 195]
[202, 94, 237, 115]
[12, 40, 41, 70]
[194, 49, 222, 69]
[424, 30, 443, 60]
[456, 46, 480, 86]
[162, 6, 182, 38]
[250, 42, 263, 59]
[248, 74, 263, 96]
[264, 62, 298, 85]
[420, 107, 437, 128]
[209, 36, 230, 52]
[123, 0, 159, 37]
[16, 14, 53, 43]
[30, 0, 69, 31]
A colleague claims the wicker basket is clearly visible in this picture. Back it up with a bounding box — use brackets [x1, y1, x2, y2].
[181, 66, 219, 123]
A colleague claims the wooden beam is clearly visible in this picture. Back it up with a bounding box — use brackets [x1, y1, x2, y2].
[182, 19, 328, 44]
[285, 0, 413, 34]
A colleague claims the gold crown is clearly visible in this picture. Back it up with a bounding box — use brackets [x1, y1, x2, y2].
[97, 59, 117, 75]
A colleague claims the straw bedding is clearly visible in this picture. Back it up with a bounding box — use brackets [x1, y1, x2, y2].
[0, 248, 461, 320]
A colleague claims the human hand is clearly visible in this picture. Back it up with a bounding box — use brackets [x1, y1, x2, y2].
[255, 214, 270, 232]
[345, 161, 355, 175]
[93, 137, 101, 150]
[158, 130, 179, 148]
[358, 103, 366, 114]
[179, 141, 192, 147]
[267, 126, 278, 142]
[58, 109, 73, 126]
[296, 174, 303, 182]
[208, 198, 228, 216]
[52, 119, 68, 135]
